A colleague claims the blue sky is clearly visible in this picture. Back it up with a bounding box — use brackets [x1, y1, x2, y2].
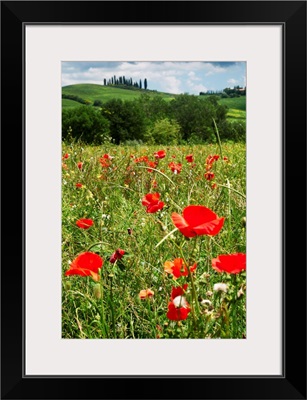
[62, 61, 246, 95]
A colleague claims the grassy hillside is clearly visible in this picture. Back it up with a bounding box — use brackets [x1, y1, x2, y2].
[62, 84, 175, 107]
[219, 96, 246, 111]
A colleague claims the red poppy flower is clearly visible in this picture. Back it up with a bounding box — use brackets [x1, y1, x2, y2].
[166, 284, 191, 321]
[139, 289, 154, 299]
[110, 248, 125, 263]
[204, 171, 215, 181]
[62, 153, 69, 160]
[77, 162, 83, 170]
[168, 162, 182, 174]
[164, 258, 197, 279]
[76, 218, 94, 229]
[185, 154, 194, 163]
[75, 183, 83, 188]
[102, 153, 113, 160]
[134, 155, 149, 163]
[62, 163, 68, 170]
[154, 150, 166, 159]
[171, 205, 225, 238]
[99, 158, 110, 168]
[147, 161, 158, 172]
[141, 193, 164, 213]
[212, 253, 246, 274]
[65, 252, 103, 281]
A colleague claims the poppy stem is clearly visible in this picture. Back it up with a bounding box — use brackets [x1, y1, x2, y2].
[212, 118, 223, 159]
[99, 269, 108, 338]
[155, 228, 178, 248]
[178, 246, 201, 320]
[86, 241, 105, 252]
[134, 165, 176, 186]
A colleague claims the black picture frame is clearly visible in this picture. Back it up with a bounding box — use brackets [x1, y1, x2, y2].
[1, 1, 306, 399]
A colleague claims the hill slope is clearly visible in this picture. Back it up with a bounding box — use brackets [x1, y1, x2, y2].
[62, 84, 176, 106]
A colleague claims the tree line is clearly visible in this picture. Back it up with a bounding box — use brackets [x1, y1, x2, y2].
[103, 75, 148, 90]
[200, 86, 246, 98]
[62, 93, 246, 145]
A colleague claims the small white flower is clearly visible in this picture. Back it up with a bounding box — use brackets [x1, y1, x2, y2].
[201, 299, 212, 306]
[172, 295, 188, 308]
[213, 283, 228, 293]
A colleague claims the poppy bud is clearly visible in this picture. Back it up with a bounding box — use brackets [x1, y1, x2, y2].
[93, 283, 101, 299]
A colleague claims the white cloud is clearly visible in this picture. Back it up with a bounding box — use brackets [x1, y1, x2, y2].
[227, 78, 238, 86]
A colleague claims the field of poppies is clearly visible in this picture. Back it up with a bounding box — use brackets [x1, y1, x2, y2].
[62, 141, 246, 339]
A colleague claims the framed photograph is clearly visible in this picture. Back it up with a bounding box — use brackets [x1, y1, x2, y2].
[1, 1, 306, 399]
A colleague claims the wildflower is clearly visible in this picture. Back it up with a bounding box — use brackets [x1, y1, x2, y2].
[171, 205, 225, 238]
[204, 171, 215, 181]
[102, 153, 113, 160]
[75, 183, 83, 188]
[211, 183, 217, 189]
[110, 248, 125, 263]
[141, 193, 164, 213]
[76, 218, 94, 229]
[154, 150, 166, 159]
[146, 160, 158, 172]
[99, 158, 110, 168]
[212, 253, 246, 274]
[185, 154, 194, 163]
[134, 155, 149, 163]
[167, 284, 191, 321]
[65, 252, 103, 282]
[168, 162, 182, 174]
[77, 162, 83, 170]
[62, 153, 69, 160]
[139, 289, 154, 299]
[164, 258, 197, 279]
[213, 283, 228, 293]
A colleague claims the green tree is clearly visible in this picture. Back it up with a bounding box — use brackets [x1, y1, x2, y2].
[102, 99, 147, 144]
[144, 78, 147, 90]
[145, 118, 181, 144]
[62, 106, 110, 144]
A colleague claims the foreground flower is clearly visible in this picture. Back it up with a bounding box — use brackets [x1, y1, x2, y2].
[204, 171, 215, 181]
[168, 162, 182, 174]
[164, 258, 197, 279]
[110, 248, 125, 263]
[154, 150, 166, 159]
[102, 153, 113, 160]
[76, 218, 94, 229]
[185, 154, 194, 163]
[141, 193, 164, 213]
[62, 153, 69, 160]
[75, 182, 83, 188]
[167, 284, 191, 321]
[213, 282, 228, 293]
[65, 252, 103, 281]
[99, 158, 110, 168]
[77, 162, 83, 170]
[146, 160, 158, 172]
[139, 289, 154, 299]
[212, 253, 246, 274]
[171, 205, 225, 238]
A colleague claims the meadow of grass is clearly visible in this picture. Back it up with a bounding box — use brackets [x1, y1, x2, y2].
[219, 96, 246, 111]
[62, 84, 176, 107]
[62, 140, 246, 339]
